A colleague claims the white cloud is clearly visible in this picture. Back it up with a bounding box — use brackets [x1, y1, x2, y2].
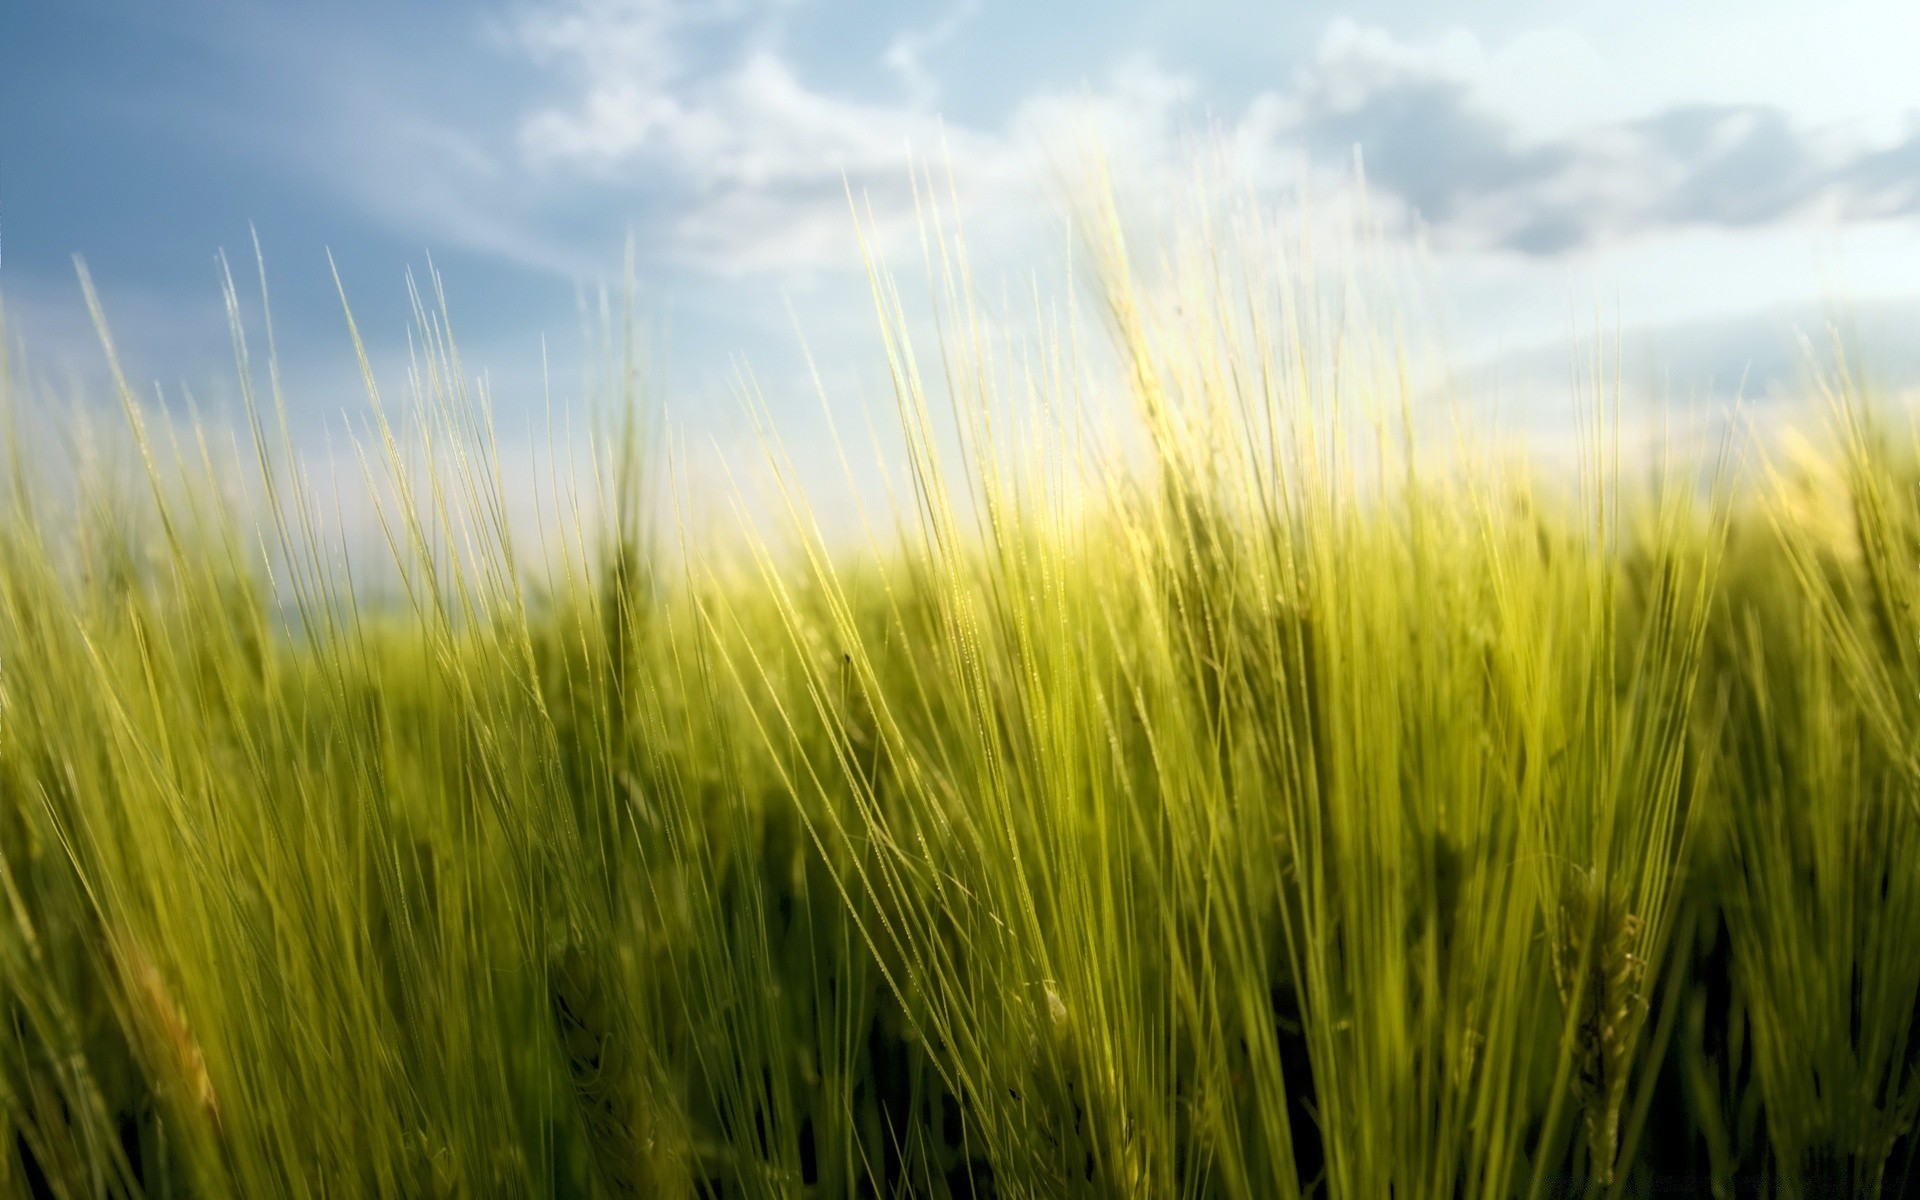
[1245, 20, 1920, 255]
[505, 5, 1920, 280]
[508, 0, 1208, 274]
[883, 0, 981, 110]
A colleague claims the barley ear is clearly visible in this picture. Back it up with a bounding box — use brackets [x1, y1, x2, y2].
[111, 929, 222, 1137]
[1549, 875, 1646, 1186]
[549, 943, 692, 1199]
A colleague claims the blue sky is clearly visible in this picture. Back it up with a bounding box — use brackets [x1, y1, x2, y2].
[7, 0, 1920, 517]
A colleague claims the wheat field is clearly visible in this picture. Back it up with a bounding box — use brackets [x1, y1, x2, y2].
[2, 175, 1918, 1198]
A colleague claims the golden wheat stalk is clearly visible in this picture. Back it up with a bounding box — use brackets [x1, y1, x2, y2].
[111, 930, 222, 1136]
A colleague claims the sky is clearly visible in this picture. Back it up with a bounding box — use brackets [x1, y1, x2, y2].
[6, 0, 1920, 536]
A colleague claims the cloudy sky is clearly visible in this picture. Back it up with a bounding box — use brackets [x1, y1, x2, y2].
[6, 0, 1920, 504]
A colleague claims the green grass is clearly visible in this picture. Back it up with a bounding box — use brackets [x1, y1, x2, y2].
[3, 177, 1920, 1198]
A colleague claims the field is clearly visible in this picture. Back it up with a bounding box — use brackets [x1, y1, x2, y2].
[3, 183, 1920, 1198]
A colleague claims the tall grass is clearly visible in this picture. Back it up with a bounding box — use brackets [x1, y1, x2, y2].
[2, 172, 1919, 1198]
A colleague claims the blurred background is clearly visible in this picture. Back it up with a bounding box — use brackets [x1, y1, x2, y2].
[5, 0, 1920, 537]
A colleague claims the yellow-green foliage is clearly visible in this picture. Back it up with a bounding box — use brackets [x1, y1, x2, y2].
[1, 182, 1918, 1200]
